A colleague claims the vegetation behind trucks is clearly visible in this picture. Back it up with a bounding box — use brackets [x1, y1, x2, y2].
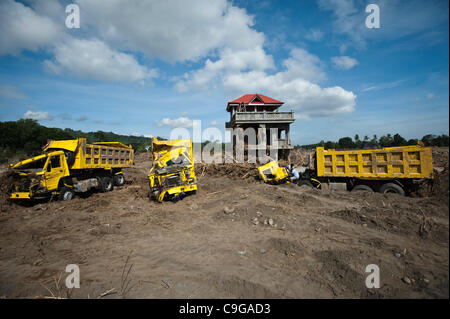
[9, 138, 134, 201]
[149, 137, 197, 202]
[259, 142, 434, 195]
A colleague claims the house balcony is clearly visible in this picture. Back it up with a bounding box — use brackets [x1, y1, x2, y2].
[225, 111, 295, 128]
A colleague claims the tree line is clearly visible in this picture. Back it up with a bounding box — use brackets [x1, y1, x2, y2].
[299, 133, 449, 150]
[0, 119, 155, 162]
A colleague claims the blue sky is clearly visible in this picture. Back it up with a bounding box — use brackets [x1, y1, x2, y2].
[0, 0, 448, 145]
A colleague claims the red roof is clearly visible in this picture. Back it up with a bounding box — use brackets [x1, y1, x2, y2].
[227, 94, 283, 111]
[230, 93, 283, 104]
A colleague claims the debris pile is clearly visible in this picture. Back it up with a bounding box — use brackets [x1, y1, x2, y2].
[0, 170, 16, 208]
[195, 163, 260, 183]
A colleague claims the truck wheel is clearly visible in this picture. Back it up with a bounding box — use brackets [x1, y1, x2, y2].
[296, 180, 313, 188]
[100, 176, 114, 192]
[114, 174, 125, 186]
[58, 187, 75, 201]
[379, 183, 405, 196]
[352, 185, 373, 192]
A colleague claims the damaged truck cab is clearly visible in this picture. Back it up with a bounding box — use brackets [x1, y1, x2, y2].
[9, 138, 134, 201]
[9, 151, 70, 199]
[148, 138, 197, 202]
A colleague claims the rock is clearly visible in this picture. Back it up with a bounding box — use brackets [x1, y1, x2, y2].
[423, 278, 430, 284]
[224, 206, 235, 214]
[259, 249, 266, 254]
[256, 211, 262, 217]
[252, 217, 259, 225]
[315, 227, 321, 232]
[237, 250, 246, 255]
[402, 277, 412, 285]
[394, 252, 402, 258]
[268, 218, 274, 227]
[434, 167, 445, 173]
[362, 223, 368, 227]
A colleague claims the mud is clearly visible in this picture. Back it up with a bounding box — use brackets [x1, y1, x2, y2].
[0, 148, 448, 299]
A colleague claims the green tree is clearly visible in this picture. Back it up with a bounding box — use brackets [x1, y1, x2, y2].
[338, 137, 354, 149]
[393, 133, 407, 146]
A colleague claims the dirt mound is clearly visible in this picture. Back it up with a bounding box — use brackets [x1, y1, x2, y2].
[195, 163, 260, 183]
[433, 147, 449, 171]
[0, 149, 448, 299]
[0, 170, 17, 208]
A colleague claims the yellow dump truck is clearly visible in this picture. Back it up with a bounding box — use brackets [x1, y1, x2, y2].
[258, 160, 290, 184]
[259, 142, 434, 195]
[300, 142, 434, 195]
[9, 138, 134, 201]
[148, 137, 197, 202]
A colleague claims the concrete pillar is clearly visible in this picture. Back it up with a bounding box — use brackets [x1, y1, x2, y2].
[257, 124, 266, 160]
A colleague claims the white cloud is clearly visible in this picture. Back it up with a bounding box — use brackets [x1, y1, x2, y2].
[176, 46, 274, 92]
[331, 56, 358, 70]
[22, 110, 53, 121]
[44, 38, 157, 83]
[362, 80, 405, 92]
[0, 84, 28, 99]
[305, 29, 324, 41]
[179, 47, 355, 119]
[131, 133, 153, 138]
[156, 117, 194, 128]
[76, 115, 88, 121]
[223, 72, 356, 118]
[0, 0, 62, 55]
[318, 0, 449, 49]
[75, 0, 266, 63]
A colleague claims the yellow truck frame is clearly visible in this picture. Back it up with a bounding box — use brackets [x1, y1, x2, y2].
[258, 160, 290, 184]
[9, 138, 134, 201]
[148, 138, 197, 202]
[258, 142, 434, 196]
[309, 142, 433, 195]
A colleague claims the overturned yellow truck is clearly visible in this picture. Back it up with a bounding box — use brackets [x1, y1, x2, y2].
[9, 138, 134, 201]
[259, 142, 434, 196]
[148, 137, 197, 202]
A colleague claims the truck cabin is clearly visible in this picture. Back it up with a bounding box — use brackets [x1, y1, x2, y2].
[11, 151, 65, 174]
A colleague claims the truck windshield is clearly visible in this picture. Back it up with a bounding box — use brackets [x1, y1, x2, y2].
[15, 157, 47, 172]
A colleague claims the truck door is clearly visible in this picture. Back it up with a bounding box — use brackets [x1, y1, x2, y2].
[44, 154, 64, 191]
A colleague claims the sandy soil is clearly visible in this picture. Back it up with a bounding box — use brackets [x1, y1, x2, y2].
[0, 150, 448, 299]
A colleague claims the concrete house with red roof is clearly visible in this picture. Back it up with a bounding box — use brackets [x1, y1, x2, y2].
[225, 93, 295, 160]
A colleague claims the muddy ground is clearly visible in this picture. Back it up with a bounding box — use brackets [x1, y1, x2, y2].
[0, 149, 448, 299]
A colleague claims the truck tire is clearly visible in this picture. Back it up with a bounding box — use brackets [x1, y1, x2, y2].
[379, 183, 405, 196]
[58, 186, 75, 201]
[99, 176, 114, 192]
[352, 184, 373, 192]
[114, 174, 125, 186]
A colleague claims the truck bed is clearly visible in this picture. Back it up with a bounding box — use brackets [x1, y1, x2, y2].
[44, 138, 134, 170]
[315, 145, 433, 180]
